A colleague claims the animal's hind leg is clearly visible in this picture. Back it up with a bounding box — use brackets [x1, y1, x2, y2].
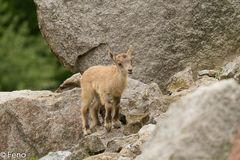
[99, 93, 114, 132]
[81, 89, 93, 136]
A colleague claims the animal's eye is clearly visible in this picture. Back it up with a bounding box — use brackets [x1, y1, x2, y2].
[122, 55, 127, 58]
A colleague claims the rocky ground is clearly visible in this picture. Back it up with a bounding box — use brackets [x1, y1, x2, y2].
[1, 0, 240, 159]
[1, 56, 240, 160]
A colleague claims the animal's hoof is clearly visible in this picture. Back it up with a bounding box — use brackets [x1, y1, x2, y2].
[113, 120, 121, 129]
[90, 122, 101, 132]
[83, 129, 91, 136]
[104, 123, 112, 132]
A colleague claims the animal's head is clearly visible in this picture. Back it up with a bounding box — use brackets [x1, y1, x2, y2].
[108, 45, 133, 74]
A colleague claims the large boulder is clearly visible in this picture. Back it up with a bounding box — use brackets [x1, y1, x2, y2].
[137, 80, 240, 160]
[34, 0, 240, 89]
[0, 89, 82, 158]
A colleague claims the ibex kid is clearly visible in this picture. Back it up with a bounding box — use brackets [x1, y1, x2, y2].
[80, 46, 133, 135]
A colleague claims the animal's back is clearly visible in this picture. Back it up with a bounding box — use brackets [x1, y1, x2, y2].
[81, 65, 117, 83]
[80, 65, 127, 97]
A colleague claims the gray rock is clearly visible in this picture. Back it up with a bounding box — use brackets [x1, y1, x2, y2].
[34, 0, 240, 90]
[122, 78, 164, 115]
[78, 136, 106, 155]
[56, 73, 81, 92]
[0, 89, 82, 158]
[40, 151, 72, 160]
[138, 124, 156, 143]
[219, 56, 240, 80]
[65, 149, 89, 160]
[137, 80, 240, 160]
[198, 69, 218, 77]
[68, 135, 105, 160]
[106, 134, 139, 153]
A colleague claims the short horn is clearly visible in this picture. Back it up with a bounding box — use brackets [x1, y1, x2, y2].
[127, 45, 133, 55]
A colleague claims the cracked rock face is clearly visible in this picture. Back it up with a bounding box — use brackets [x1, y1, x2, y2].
[34, 0, 240, 90]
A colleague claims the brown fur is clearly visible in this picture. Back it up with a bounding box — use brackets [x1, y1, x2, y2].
[80, 46, 133, 135]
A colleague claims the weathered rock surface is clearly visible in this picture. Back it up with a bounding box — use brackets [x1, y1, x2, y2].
[106, 134, 139, 153]
[40, 151, 71, 160]
[122, 78, 164, 115]
[138, 124, 156, 144]
[34, 0, 240, 90]
[164, 66, 219, 101]
[167, 67, 194, 94]
[0, 89, 82, 158]
[68, 135, 105, 159]
[137, 80, 240, 160]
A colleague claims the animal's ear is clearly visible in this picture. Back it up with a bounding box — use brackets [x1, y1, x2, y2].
[108, 48, 115, 61]
[127, 45, 133, 56]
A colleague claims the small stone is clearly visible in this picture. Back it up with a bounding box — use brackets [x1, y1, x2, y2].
[67, 136, 105, 159]
[126, 112, 150, 125]
[106, 134, 139, 153]
[198, 70, 218, 77]
[123, 122, 142, 135]
[80, 136, 106, 155]
[219, 57, 240, 80]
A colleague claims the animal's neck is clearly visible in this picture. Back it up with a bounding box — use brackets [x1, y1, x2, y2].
[110, 65, 128, 96]
[115, 66, 128, 80]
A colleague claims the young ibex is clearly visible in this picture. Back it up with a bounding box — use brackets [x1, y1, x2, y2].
[80, 46, 133, 135]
